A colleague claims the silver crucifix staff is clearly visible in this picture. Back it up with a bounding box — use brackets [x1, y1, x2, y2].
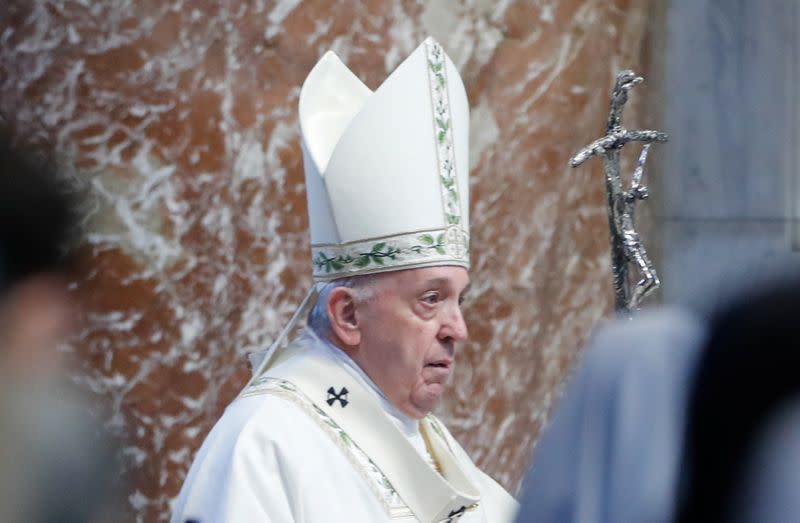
[569, 70, 668, 315]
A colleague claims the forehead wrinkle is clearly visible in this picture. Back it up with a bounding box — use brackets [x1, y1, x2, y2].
[418, 276, 470, 293]
[420, 277, 448, 288]
[370, 268, 470, 296]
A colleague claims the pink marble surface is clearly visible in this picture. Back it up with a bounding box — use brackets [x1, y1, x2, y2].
[0, 1, 651, 520]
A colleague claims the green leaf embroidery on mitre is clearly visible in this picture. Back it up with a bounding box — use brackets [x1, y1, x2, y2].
[311, 229, 467, 277]
[424, 39, 464, 233]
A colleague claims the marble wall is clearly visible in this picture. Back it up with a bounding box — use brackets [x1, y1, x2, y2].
[0, 1, 654, 520]
[658, 0, 800, 309]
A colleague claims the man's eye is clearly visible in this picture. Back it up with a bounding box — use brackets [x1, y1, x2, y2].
[421, 292, 439, 305]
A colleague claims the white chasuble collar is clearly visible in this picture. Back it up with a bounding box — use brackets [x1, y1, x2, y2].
[244, 338, 481, 522]
[318, 332, 420, 435]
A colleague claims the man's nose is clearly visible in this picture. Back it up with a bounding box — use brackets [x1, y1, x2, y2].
[440, 303, 468, 343]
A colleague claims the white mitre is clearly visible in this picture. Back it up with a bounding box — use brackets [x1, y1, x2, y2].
[300, 37, 470, 280]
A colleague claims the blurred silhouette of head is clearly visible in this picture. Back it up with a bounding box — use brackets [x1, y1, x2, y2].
[0, 132, 124, 522]
[676, 275, 800, 522]
[0, 134, 81, 374]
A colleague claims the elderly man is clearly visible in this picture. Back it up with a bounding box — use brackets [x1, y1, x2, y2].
[172, 38, 518, 523]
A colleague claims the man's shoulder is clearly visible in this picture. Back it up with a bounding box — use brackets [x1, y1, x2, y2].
[209, 385, 320, 448]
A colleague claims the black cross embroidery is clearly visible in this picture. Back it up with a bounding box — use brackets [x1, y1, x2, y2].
[326, 386, 349, 407]
[445, 506, 467, 521]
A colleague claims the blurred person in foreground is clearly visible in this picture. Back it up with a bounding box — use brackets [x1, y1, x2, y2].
[172, 38, 518, 523]
[0, 135, 120, 522]
[675, 276, 800, 523]
[515, 308, 706, 523]
[517, 274, 800, 523]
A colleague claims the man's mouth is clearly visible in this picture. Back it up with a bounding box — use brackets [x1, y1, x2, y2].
[426, 359, 452, 369]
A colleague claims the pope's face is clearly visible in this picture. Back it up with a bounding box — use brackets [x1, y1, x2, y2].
[352, 266, 470, 419]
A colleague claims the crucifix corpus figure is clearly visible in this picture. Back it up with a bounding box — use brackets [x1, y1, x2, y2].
[569, 70, 668, 315]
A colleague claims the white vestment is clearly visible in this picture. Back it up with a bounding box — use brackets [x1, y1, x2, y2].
[172, 331, 518, 523]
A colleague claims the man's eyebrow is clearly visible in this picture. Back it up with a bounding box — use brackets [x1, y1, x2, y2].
[420, 278, 471, 296]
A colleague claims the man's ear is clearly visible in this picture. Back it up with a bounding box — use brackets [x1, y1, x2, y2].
[327, 287, 361, 347]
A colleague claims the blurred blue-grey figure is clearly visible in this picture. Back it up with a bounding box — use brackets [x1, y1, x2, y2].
[675, 277, 800, 523]
[516, 308, 706, 523]
[729, 399, 800, 523]
[0, 135, 122, 522]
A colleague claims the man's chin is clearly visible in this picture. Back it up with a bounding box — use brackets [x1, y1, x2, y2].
[408, 384, 445, 416]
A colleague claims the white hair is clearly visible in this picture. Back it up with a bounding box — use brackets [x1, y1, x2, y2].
[307, 275, 378, 338]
